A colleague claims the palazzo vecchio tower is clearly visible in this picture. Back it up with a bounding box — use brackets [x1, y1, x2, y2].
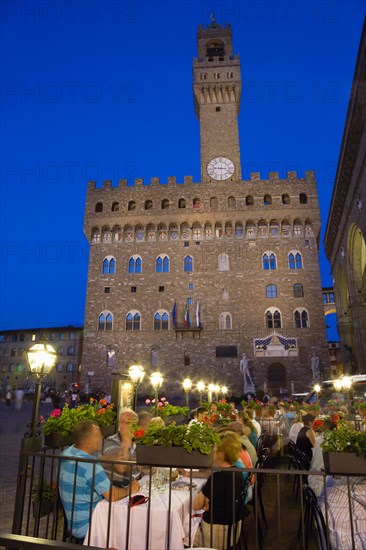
[82, 21, 328, 398]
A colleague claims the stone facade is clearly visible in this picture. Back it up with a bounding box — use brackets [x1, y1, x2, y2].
[324, 22, 366, 373]
[82, 23, 329, 398]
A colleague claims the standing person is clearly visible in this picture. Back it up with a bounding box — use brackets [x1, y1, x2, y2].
[15, 387, 24, 412]
[296, 413, 316, 464]
[59, 420, 139, 541]
[5, 387, 12, 406]
[101, 409, 139, 487]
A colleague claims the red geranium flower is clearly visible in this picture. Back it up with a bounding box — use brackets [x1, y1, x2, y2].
[134, 429, 145, 438]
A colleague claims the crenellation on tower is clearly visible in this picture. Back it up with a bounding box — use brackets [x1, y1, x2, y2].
[167, 176, 176, 185]
[150, 177, 160, 186]
[134, 178, 144, 186]
[103, 180, 112, 189]
[250, 172, 261, 181]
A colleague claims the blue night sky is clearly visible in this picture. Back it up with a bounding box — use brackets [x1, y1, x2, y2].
[1, 0, 364, 340]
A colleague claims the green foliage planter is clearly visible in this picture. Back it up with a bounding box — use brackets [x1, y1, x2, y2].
[322, 452, 366, 475]
[164, 415, 187, 426]
[135, 422, 219, 467]
[44, 432, 76, 448]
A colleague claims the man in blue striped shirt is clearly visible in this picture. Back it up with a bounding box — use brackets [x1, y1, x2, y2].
[59, 420, 140, 540]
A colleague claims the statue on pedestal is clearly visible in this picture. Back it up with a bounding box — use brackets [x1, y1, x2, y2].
[311, 352, 320, 382]
[239, 354, 255, 394]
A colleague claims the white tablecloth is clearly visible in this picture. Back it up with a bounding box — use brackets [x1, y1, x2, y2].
[319, 476, 366, 550]
[84, 476, 206, 550]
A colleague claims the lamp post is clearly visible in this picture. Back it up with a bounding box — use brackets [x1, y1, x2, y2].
[128, 364, 145, 411]
[197, 381, 205, 405]
[342, 376, 352, 414]
[333, 378, 343, 404]
[214, 384, 220, 402]
[221, 385, 228, 400]
[182, 378, 192, 409]
[26, 340, 57, 438]
[150, 371, 163, 412]
[208, 383, 215, 404]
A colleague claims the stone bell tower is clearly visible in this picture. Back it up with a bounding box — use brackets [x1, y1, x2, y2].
[193, 21, 242, 183]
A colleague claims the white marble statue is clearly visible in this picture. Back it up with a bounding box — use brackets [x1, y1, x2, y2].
[311, 352, 320, 381]
[240, 353, 254, 392]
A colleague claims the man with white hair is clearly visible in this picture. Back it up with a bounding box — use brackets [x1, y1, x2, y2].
[102, 408, 139, 487]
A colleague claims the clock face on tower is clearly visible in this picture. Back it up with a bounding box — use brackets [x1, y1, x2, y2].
[207, 157, 235, 181]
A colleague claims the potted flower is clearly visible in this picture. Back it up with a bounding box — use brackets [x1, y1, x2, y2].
[134, 421, 220, 467]
[43, 398, 117, 447]
[321, 420, 366, 475]
[32, 478, 57, 518]
[145, 397, 189, 424]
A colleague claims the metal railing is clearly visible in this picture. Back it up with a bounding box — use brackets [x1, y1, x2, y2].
[4, 441, 366, 550]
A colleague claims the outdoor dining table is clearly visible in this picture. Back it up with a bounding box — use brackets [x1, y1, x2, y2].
[319, 475, 366, 550]
[83, 474, 207, 550]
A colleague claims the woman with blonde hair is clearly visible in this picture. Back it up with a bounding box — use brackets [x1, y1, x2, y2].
[239, 410, 258, 448]
[193, 431, 246, 549]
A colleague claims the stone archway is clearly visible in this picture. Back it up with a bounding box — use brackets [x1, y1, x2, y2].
[267, 363, 287, 396]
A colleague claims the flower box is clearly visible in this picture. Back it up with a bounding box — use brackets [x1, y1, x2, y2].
[163, 415, 187, 426]
[136, 445, 213, 468]
[323, 452, 366, 475]
[44, 432, 76, 448]
[32, 498, 56, 518]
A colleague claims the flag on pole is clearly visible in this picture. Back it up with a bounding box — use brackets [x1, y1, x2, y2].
[184, 303, 190, 328]
[196, 302, 200, 327]
[171, 302, 177, 328]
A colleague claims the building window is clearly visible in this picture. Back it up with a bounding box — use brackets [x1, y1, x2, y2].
[184, 351, 190, 366]
[187, 297, 193, 305]
[188, 282, 194, 290]
[68, 346, 74, 355]
[262, 253, 277, 270]
[218, 253, 229, 271]
[299, 193, 308, 204]
[219, 312, 232, 330]
[128, 200, 136, 211]
[128, 255, 142, 274]
[95, 202, 103, 212]
[98, 312, 113, 331]
[126, 312, 141, 331]
[111, 201, 119, 212]
[184, 255, 193, 272]
[265, 309, 282, 329]
[102, 256, 116, 274]
[59, 333, 65, 340]
[178, 198, 186, 209]
[156, 255, 169, 273]
[154, 312, 169, 330]
[228, 196, 236, 207]
[19, 334, 24, 342]
[246, 195, 254, 206]
[66, 362, 73, 372]
[50, 333, 56, 341]
[159, 286, 164, 292]
[266, 284, 277, 298]
[293, 283, 304, 297]
[264, 194, 272, 205]
[193, 198, 201, 209]
[289, 252, 303, 269]
[131, 286, 137, 293]
[56, 363, 63, 372]
[161, 199, 169, 209]
[145, 200, 153, 210]
[11, 348, 16, 357]
[210, 197, 218, 209]
[294, 309, 309, 328]
[282, 194, 290, 204]
[69, 332, 75, 340]
[58, 347, 64, 355]
[216, 106, 221, 112]
[104, 287, 110, 294]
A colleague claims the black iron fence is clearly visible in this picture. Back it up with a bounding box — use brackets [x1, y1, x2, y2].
[1, 437, 365, 550]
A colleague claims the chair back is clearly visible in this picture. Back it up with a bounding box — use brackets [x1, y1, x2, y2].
[303, 484, 328, 550]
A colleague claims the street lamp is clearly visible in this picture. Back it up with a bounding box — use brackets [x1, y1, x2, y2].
[182, 378, 192, 409]
[221, 386, 228, 399]
[314, 383, 321, 395]
[150, 371, 163, 411]
[214, 384, 220, 401]
[208, 383, 215, 403]
[26, 340, 57, 438]
[128, 364, 145, 411]
[197, 381, 205, 405]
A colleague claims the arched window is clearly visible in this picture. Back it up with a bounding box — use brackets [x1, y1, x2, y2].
[299, 193, 308, 204]
[294, 309, 309, 328]
[126, 311, 141, 331]
[128, 200, 136, 211]
[218, 253, 229, 271]
[95, 202, 103, 213]
[184, 351, 190, 366]
[193, 198, 201, 209]
[178, 198, 186, 209]
[246, 195, 254, 206]
[265, 309, 282, 329]
[288, 252, 303, 269]
[111, 201, 119, 212]
[266, 284, 277, 298]
[156, 255, 169, 273]
[215, 222, 223, 238]
[219, 312, 232, 330]
[128, 255, 142, 274]
[293, 283, 304, 297]
[145, 200, 153, 210]
[102, 256, 116, 274]
[228, 196, 236, 207]
[262, 252, 277, 270]
[184, 255, 193, 272]
[162, 199, 169, 209]
[68, 346, 74, 355]
[91, 228, 100, 243]
[235, 223, 243, 238]
[154, 311, 169, 330]
[282, 194, 290, 204]
[270, 221, 279, 237]
[98, 312, 113, 331]
[264, 194, 272, 205]
[58, 347, 64, 355]
[210, 197, 218, 209]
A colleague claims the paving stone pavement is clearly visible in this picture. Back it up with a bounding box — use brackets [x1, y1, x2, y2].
[0, 400, 53, 535]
